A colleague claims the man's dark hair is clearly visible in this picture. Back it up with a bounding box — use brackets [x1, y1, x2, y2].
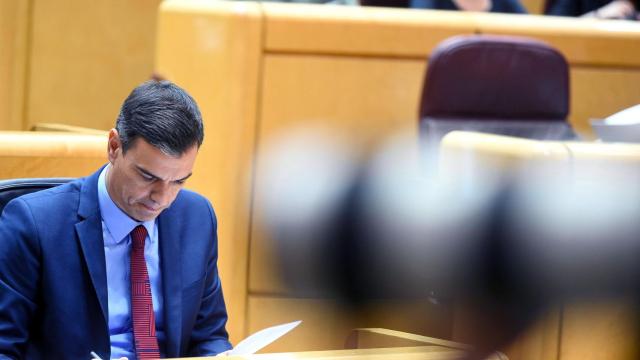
[116, 80, 204, 156]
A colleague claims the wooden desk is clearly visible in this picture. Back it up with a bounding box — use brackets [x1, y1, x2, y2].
[182, 328, 476, 359]
[183, 346, 468, 360]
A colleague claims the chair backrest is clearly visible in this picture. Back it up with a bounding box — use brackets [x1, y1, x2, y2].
[0, 178, 73, 215]
[419, 35, 575, 146]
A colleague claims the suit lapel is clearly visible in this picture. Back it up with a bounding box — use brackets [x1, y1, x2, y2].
[75, 167, 109, 326]
[159, 208, 183, 357]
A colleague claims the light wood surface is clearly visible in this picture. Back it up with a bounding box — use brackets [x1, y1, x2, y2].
[475, 13, 640, 67]
[258, 54, 422, 147]
[247, 297, 359, 353]
[570, 68, 640, 137]
[31, 122, 108, 135]
[247, 297, 454, 353]
[0, 0, 29, 131]
[263, 4, 476, 57]
[0, 131, 106, 179]
[155, 0, 263, 344]
[560, 300, 639, 360]
[520, 0, 545, 14]
[181, 345, 469, 360]
[25, 0, 161, 131]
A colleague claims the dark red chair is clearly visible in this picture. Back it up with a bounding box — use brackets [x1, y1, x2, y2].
[419, 35, 576, 146]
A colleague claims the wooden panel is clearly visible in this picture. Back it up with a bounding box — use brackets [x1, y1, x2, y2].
[26, 0, 161, 130]
[0, 131, 106, 179]
[247, 297, 359, 352]
[258, 54, 423, 145]
[476, 13, 640, 68]
[0, 0, 30, 130]
[520, 0, 545, 14]
[156, 0, 263, 343]
[263, 3, 477, 58]
[248, 296, 454, 353]
[569, 67, 640, 138]
[502, 309, 561, 360]
[560, 301, 638, 360]
[354, 300, 453, 341]
[264, 3, 640, 67]
[250, 54, 424, 295]
[452, 302, 561, 360]
[31, 122, 107, 135]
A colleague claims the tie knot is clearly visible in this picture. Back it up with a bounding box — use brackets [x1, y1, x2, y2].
[131, 225, 147, 249]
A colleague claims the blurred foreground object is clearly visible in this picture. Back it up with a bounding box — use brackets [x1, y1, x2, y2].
[257, 128, 640, 359]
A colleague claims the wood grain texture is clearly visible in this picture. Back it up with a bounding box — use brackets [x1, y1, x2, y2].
[0, 0, 30, 130]
[156, 0, 263, 344]
[26, 0, 161, 130]
[263, 3, 477, 58]
[0, 131, 106, 179]
[560, 301, 638, 360]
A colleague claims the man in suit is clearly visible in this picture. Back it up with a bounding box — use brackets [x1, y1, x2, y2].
[0, 80, 232, 359]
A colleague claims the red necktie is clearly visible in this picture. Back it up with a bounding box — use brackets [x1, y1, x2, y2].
[130, 225, 160, 359]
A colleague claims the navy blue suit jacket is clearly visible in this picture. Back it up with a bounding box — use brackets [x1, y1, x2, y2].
[0, 167, 232, 359]
[410, 0, 528, 13]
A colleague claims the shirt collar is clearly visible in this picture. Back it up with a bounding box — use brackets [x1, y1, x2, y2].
[98, 164, 156, 245]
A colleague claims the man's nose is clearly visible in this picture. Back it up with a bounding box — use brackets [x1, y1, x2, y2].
[150, 181, 174, 206]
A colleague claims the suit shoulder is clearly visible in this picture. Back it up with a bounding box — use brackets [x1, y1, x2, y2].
[171, 189, 216, 217]
[5, 179, 83, 215]
[16, 178, 81, 201]
[175, 189, 211, 206]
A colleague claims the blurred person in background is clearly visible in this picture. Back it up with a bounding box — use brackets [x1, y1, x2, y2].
[546, 0, 638, 19]
[410, 0, 528, 14]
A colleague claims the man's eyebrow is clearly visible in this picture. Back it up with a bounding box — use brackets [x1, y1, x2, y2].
[135, 165, 193, 182]
[175, 173, 193, 182]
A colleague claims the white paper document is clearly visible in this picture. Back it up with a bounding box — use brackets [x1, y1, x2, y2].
[229, 320, 302, 356]
[603, 104, 640, 125]
[590, 104, 640, 142]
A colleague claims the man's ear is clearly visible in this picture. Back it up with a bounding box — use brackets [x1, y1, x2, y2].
[107, 129, 121, 163]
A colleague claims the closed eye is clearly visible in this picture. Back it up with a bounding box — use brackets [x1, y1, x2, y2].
[139, 171, 156, 182]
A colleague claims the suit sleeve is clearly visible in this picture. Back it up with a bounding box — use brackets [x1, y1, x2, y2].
[0, 199, 42, 358]
[547, 0, 581, 16]
[186, 199, 233, 356]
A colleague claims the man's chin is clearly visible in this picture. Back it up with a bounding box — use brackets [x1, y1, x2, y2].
[130, 205, 162, 222]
